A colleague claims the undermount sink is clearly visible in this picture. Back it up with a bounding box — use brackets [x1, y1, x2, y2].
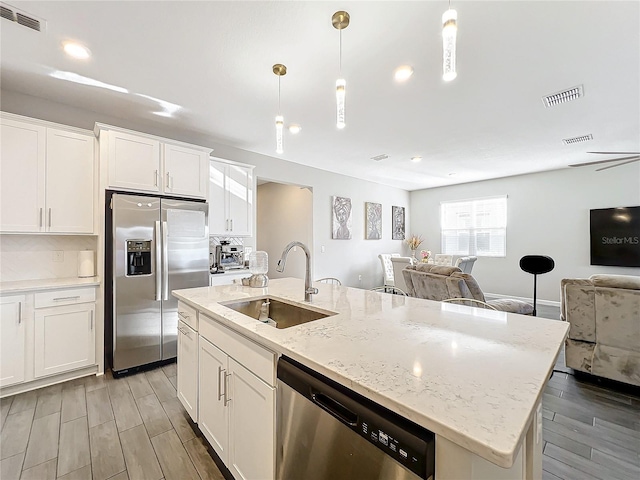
[222, 297, 336, 329]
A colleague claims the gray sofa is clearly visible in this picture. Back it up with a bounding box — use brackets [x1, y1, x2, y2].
[402, 263, 533, 314]
[561, 274, 640, 386]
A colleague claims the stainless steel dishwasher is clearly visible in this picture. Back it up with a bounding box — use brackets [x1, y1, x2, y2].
[277, 356, 435, 480]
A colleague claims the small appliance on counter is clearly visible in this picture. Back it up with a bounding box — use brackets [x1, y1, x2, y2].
[215, 241, 245, 271]
[242, 250, 268, 287]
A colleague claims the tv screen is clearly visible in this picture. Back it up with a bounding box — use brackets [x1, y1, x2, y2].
[590, 206, 640, 267]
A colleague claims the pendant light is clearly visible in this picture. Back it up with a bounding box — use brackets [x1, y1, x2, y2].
[332, 11, 350, 129]
[273, 64, 287, 154]
[442, 2, 458, 81]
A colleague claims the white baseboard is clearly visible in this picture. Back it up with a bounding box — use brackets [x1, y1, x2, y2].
[486, 292, 561, 308]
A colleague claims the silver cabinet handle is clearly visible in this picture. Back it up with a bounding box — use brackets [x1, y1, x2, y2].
[18, 302, 22, 324]
[90, 311, 94, 330]
[155, 221, 162, 301]
[154, 170, 158, 187]
[48, 208, 52, 227]
[178, 311, 189, 320]
[39, 208, 43, 228]
[218, 366, 224, 401]
[162, 221, 169, 301]
[166, 172, 170, 189]
[224, 372, 232, 406]
[230, 219, 233, 231]
[53, 296, 80, 301]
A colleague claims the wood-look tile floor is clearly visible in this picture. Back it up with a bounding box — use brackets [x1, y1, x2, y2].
[536, 304, 640, 480]
[0, 363, 225, 480]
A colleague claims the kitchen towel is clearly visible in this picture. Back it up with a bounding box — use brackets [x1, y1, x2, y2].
[78, 250, 95, 277]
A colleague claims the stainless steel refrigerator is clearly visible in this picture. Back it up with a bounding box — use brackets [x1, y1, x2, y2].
[107, 192, 208, 375]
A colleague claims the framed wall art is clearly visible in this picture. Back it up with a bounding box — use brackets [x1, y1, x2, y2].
[365, 202, 382, 239]
[332, 196, 352, 239]
[392, 206, 405, 240]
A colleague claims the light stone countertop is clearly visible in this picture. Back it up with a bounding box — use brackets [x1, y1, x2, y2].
[172, 277, 568, 468]
[0, 277, 100, 294]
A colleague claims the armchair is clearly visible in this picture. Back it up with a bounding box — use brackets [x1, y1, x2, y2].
[454, 256, 477, 273]
[561, 274, 640, 386]
[402, 263, 533, 315]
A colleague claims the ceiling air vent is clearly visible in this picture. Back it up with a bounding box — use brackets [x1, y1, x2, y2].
[371, 154, 389, 162]
[542, 85, 583, 108]
[563, 134, 593, 145]
[0, 2, 44, 32]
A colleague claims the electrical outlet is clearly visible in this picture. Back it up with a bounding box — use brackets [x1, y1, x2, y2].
[53, 251, 64, 262]
[321, 245, 325, 253]
[358, 274, 362, 281]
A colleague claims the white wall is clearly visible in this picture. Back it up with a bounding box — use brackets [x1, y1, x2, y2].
[1, 90, 411, 288]
[257, 182, 313, 280]
[410, 166, 640, 303]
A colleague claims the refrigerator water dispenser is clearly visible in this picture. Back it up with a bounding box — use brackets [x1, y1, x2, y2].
[126, 240, 152, 276]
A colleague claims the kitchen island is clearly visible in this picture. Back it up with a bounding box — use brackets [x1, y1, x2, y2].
[173, 277, 568, 479]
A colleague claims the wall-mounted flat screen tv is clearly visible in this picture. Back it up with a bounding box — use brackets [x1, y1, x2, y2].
[590, 206, 640, 267]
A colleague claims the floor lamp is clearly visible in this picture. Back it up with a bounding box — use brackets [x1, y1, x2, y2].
[519, 255, 555, 316]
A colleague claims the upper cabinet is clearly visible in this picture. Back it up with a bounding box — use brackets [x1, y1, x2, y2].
[209, 158, 254, 237]
[0, 113, 95, 234]
[97, 124, 210, 199]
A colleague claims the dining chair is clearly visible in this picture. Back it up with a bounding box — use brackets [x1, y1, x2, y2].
[316, 277, 342, 285]
[378, 253, 400, 288]
[434, 254, 453, 266]
[370, 286, 408, 296]
[390, 256, 414, 293]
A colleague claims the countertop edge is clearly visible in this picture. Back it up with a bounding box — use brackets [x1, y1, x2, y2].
[0, 277, 101, 294]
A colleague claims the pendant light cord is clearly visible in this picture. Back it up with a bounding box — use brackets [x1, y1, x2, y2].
[278, 75, 281, 114]
[339, 28, 342, 73]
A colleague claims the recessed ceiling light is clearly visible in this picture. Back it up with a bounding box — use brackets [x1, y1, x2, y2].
[288, 124, 302, 134]
[63, 41, 91, 59]
[411, 156, 422, 163]
[394, 65, 414, 82]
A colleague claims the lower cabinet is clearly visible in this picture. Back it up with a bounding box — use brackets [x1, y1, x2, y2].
[177, 320, 198, 422]
[0, 295, 26, 387]
[196, 325, 275, 479]
[34, 302, 96, 378]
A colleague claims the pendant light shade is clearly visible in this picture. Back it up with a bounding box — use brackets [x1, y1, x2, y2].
[273, 63, 287, 154]
[442, 8, 458, 81]
[332, 11, 350, 129]
[336, 79, 346, 129]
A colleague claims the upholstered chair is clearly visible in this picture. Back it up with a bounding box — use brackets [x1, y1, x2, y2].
[378, 253, 400, 288]
[390, 256, 414, 294]
[402, 263, 533, 315]
[454, 256, 477, 273]
[434, 254, 453, 266]
[561, 274, 640, 386]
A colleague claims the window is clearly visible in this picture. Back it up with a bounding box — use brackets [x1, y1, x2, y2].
[441, 196, 507, 257]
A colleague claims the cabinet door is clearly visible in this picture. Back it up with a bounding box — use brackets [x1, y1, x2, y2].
[164, 144, 208, 198]
[108, 130, 161, 192]
[177, 321, 198, 422]
[0, 296, 26, 387]
[34, 303, 96, 378]
[228, 358, 275, 480]
[46, 128, 95, 233]
[198, 337, 229, 464]
[0, 118, 45, 232]
[226, 164, 253, 236]
[209, 160, 229, 235]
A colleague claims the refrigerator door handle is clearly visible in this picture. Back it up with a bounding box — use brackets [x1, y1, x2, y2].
[162, 221, 169, 301]
[155, 221, 162, 301]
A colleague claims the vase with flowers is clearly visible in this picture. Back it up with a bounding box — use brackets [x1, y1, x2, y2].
[420, 249, 432, 263]
[405, 234, 424, 262]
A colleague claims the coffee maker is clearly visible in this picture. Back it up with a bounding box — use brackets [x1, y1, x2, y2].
[215, 241, 244, 270]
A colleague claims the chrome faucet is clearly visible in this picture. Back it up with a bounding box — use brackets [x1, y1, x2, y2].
[276, 241, 318, 302]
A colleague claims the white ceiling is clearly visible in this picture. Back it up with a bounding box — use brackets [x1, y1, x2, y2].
[1, 1, 639, 191]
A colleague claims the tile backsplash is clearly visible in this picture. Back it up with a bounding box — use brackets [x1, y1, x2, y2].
[0, 235, 98, 282]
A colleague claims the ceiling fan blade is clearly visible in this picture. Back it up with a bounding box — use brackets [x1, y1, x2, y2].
[587, 151, 640, 155]
[595, 158, 640, 172]
[569, 155, 640, 167]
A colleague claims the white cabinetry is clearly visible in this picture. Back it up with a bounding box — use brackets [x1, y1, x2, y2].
[98, 124, 210, 199]
[177, 320, 198, 422]
[193, 312, 275, 479]
[34, 303, 96, 378]
[33, 287, 96, 378]
[0, 295, 26, 387]
[0, 114, 94, 234]
[209, 158, 254, 236]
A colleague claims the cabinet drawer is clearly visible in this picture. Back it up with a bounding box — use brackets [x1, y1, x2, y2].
[178, 301, 198, 330]
[35, 287, 96, 308]
[200, 314, 275, 386]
